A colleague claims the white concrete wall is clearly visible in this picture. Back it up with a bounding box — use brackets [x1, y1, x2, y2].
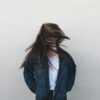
[0, 0, 100, 100]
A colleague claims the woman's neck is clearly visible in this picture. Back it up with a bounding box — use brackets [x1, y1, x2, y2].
[47, 47, 58, 57]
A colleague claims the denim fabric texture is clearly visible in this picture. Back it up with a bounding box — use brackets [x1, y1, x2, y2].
[23, 47, 76, 100]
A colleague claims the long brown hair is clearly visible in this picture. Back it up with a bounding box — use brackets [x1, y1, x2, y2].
[19, 23, 70, 70]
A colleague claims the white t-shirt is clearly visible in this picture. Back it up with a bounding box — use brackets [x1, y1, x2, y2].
[48, 54, 59, 90]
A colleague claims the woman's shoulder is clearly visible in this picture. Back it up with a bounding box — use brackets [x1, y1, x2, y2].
[58, 47, 75, 62]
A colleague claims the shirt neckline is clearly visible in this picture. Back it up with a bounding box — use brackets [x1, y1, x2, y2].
[48, 54, 58, 58]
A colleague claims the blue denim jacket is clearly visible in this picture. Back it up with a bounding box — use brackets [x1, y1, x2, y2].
[23, 48, 76, 100]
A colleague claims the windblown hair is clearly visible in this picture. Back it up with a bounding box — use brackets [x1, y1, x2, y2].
[20, 23, 70, 70]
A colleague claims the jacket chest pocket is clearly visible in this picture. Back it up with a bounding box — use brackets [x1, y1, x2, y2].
[33, 67, 45, 79]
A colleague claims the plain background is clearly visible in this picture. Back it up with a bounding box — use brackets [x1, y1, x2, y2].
[0, 0, 100, 100]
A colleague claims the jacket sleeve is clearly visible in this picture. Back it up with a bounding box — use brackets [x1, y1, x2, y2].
[67, 55, 77, 92]
[23, 57, 36, 94]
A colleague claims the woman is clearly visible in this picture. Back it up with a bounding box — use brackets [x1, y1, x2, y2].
[20, 23, 76, 100]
